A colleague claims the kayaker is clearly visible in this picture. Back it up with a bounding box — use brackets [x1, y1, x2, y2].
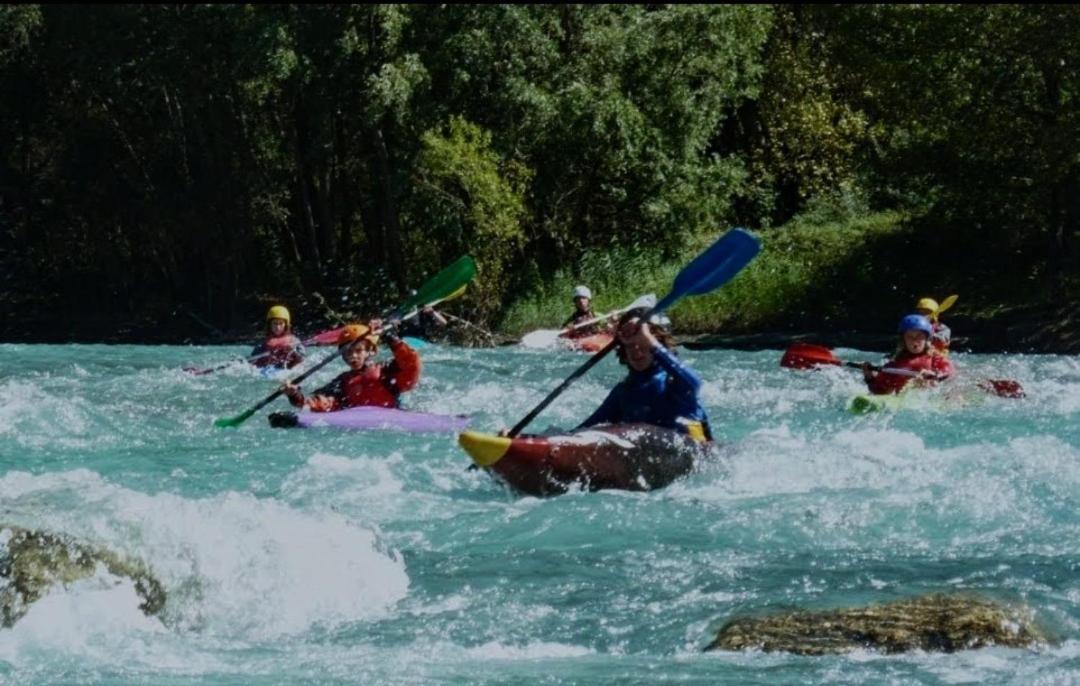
[914, 297, 952, 353]
[561, 285, 608, 338]
[282, 322, 421, 412]
[397, 305, 448, 342]
[577, 309, 712, 442]
[863, 314, 955, 395]
[250, 305, 305, 369]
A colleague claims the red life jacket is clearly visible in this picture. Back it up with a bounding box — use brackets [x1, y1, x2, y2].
[298, 341, 421, 412]
[253, 334, 304, 368]
[867, 350, 954, 395]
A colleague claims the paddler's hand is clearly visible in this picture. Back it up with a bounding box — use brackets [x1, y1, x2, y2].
[913, 370, 939, 387]
[368, 318, 383, 333]
[861, 362, 876, 381]
[617, 318, 659, 350]
[423, 306, 448, 326]
[280, 384, 302, 406]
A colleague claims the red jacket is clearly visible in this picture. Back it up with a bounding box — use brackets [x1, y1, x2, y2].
[866, 350, 954, 395]
[292, 340, 421, 412]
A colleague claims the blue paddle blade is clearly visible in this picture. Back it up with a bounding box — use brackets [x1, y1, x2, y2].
[653, 228, 761, 313]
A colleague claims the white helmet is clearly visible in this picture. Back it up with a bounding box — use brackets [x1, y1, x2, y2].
[573, 285, 592, 299]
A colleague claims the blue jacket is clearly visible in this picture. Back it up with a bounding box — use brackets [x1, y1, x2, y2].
[578, 345, 710, 437]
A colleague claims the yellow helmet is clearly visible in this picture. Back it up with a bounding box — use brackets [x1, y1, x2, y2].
[266, 305, 291, 326]
[336, 323, 380, 349]
[915, 297, 939, 314]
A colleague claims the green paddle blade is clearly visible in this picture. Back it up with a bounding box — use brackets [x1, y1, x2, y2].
[397, 256, 477, 317]
[214, 409, 255, 428]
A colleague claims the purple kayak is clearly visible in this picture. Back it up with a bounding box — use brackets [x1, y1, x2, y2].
[269, 407, 469, 434]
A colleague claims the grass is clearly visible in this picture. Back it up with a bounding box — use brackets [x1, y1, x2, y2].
[498, 210, 910, 336]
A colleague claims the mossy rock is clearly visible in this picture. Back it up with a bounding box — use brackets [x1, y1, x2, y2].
[0, 524, 166, 627]
[706, 593, 1047, 655]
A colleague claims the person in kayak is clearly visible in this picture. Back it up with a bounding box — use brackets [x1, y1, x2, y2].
[577, 309, 712, 442]
[282, 322, 421, 412]
[561, 285, 607, 337]
[250, 305, 305, 369]
[914, 297, 952, 354]
[397, 305, 448, 342]
[863, 314, 954, 395]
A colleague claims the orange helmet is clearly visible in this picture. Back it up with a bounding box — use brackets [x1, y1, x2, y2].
[336, 323, 380, 349]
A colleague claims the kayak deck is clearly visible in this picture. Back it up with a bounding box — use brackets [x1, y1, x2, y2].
[848, 387, 987, 415]
[560, 332, 614, 353]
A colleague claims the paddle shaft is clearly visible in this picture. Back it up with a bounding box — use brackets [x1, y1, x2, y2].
[841, 360, 926, 379]
[560, 307, 626, 335]
[508, 340, 617, 437]
[509, 301, 671, 437]
[189, 347, 302, 376]
[235, 343, 350, 419]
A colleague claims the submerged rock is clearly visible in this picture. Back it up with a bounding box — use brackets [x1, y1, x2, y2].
[0, 524, 166, 627]
[706, 593, 1046, 655]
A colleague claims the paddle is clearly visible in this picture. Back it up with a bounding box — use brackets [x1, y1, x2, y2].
[780, 343, 1025, 398]
[305, 284, 470, 347]
[439, 311, 499, 343]
[183, 350, 285, 376]
[519, 293, 658, 349]
[507, 228, 762, 438]
[213, 256, 476, 428]
[934, 294, 958, 318]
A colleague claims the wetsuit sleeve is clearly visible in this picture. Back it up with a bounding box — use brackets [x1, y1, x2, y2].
[651, 345, 702, 398]
[383, 340, 422, 394]
[560, 314, 577, 329]
[578, 384, 623, 429]
[250, 343, 267, 359]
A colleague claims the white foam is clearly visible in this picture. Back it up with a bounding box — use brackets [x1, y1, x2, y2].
[0, 470, 409, 641]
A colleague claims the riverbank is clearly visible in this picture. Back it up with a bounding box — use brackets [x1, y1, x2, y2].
[680, 303, 1080, 355]
[499, 210, 1080, 355]
[3, 212, 1077, 354]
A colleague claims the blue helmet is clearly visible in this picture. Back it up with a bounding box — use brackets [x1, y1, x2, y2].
[898, 314, 933, 336]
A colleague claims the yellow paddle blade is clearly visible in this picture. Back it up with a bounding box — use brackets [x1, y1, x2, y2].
[440, 284, 468, 303]
[936, 294, 958, 316]
[458, 431, 512, 467]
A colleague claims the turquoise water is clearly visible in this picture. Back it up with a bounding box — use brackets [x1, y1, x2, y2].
[1, 343, 1078, 685]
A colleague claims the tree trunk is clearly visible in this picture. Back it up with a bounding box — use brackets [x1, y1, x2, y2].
[292, 104, 323, 286]
[372, 126, 406, 293]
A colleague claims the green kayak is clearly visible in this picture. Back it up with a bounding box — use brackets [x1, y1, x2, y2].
[849, 392, 917, 414]
[848, 388, 986, 415]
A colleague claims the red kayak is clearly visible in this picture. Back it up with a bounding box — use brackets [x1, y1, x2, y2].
[458, 424, 711, 496]
[559, 332, 614, 353]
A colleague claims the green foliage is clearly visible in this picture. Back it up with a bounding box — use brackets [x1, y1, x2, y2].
[501, 211, 910, 336]
[0, 5, 41, 65]
[0, 5, 1077, 340]
[407, 116, 531, 319]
